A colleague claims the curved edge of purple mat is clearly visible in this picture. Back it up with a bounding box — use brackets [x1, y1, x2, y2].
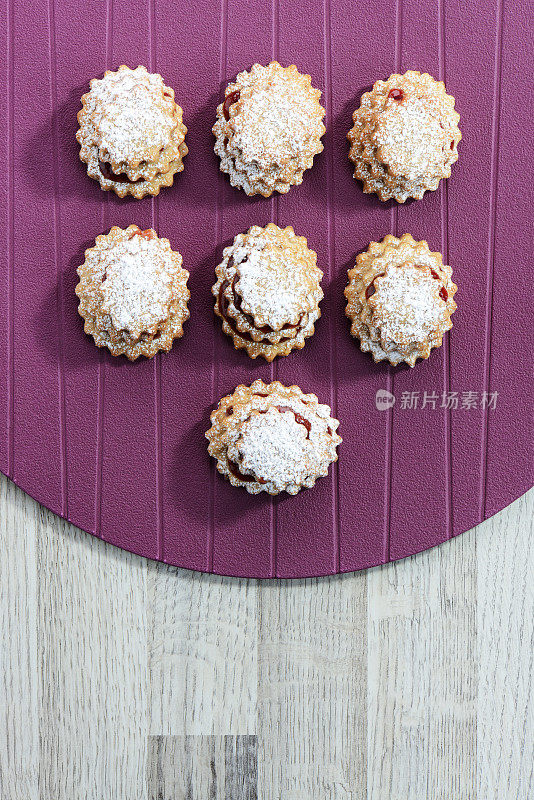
[3, 467, 532, 579]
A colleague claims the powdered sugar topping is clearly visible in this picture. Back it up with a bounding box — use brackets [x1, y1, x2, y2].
[89, 67, 175, 162]
[371, 263, 447, 344]
[100, 236, 173, 336]
[233, 236, 312, 329]
[232, 68, 323, 167]
[376, 97, 448, 180]
[231, 407, 315, 486]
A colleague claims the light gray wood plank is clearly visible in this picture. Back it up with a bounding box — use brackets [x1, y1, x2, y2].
[224, 735, 258, 800]
[476, 490, 534, 800]
[1, 471, 533, 799]
[146, 734, 257, 800]
[256, 574, 367, 799]
[147, 735, 222, 800]
[0, 477, 39, 800]
[146, 566, 257, 736]
[31, 483, 149, 800]
[35, 516, 149, 800]
[2, 472, 152, 800]
[367, 522, 478, 800]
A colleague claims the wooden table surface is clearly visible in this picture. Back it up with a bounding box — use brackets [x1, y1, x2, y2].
[0, 473, 532, 800]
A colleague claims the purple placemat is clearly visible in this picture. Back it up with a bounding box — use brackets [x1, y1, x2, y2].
[1, 0, 532, 577]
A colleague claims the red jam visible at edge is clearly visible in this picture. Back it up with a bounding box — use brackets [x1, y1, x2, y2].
[430, 269, 449, 302]
[275, 406, 311, 437]
[99, 160, 144, 184]
[222, 90, 241, 121]
[365, 273, 384, 300]
[129, 228, 156, 241]
[228, 458, 256, 482]
[251, 403, 311, 439]
[388, 88, 404, 101]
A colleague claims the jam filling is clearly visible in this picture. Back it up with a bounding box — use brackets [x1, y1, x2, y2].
[217, 274, 302, 344]
[98, 159, 144, 184]
[365, 273, 384, 300]
[222, 90, 241, 121]
[257, 394, 332, 436]
[228, 458, 258, 482]
[251, 404, 311, 438]
[274, 406, 311, 438]
[365, 270, 448, 302]
[388, 88, 404, 101]
[430, 269, 448, 301]
[129, 228, 155, 241]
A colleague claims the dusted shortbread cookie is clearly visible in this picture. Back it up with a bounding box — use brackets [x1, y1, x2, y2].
[212, 224, 323, 361]
[77, 65, 188, 198]
[347, 71, 461, 202]
[206, 381, 341, 495]
[344, 234, 457, 367]
[75, 226, 190, 360]
[213, 62, 325, 197]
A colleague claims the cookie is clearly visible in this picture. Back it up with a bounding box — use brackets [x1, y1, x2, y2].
[206, 380, 341, 495]
[212, 224, 323, 361]
[347, 71, 461, 202]
[345, 233, 457, 367]
[75, 225, 190, 360]
[77, 65, 188, 198]
[213, 62, 325, 196]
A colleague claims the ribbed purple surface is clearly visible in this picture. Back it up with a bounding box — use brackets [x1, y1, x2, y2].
[1, 0, 532, 577]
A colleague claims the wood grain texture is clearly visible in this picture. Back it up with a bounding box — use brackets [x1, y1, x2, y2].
[367, 519, 477, 799]
[257, 575, 367, 798]
[146, 565, 258, 736]
[36, 509, 149, 800]
[476, 489, 534, 800]
[146, 735, 258, 800]
[0, 478, 39, 800]
[0, 472, 532, 799]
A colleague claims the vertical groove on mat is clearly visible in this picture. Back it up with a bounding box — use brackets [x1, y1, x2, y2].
[95, 0, 113, 537]
[149, 0, 164, 560]
[209, 0, 229, 571]
[383, 225, 394, 564]
[270, 0, 279, 577]
[48, 0, 68, 518]
[383, 0, 403, 563]
[480, 0, 504, 520]
[438, 0, 453, 539]
[6, 0, 14, 477]
[95, 349, 105, 538]
[153, 301, 163, 557]
[323, 0, 340, 572]
[105, 0, 114, 69]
